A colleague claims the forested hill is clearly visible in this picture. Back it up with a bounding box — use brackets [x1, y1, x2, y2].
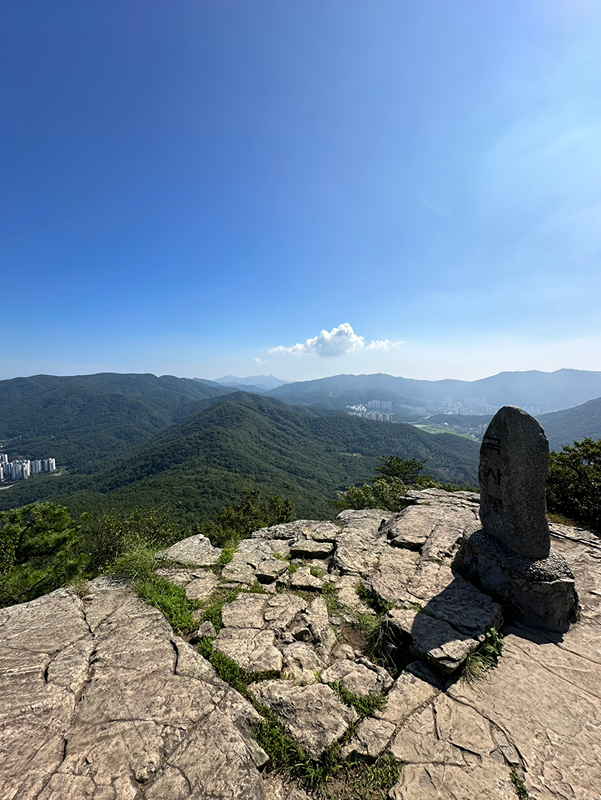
[0, 372, 230, 406]
[0, 373, 231, 468]
[538, 397, 601, 451]
[0, 393, 480, 523]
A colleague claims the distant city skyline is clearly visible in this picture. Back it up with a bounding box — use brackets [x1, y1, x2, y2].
[2, 2, 600, 382]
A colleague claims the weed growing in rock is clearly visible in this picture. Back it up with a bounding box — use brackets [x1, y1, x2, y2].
[199, 587, 239, 631]
[69, 578, 91, 599]
[207, 541, 237, 574]
[357, 612, 401, 676]
[253, 706, 341, 798]
[463, 627, 504, 683]
[331, 681, 387, 718]
[356, 584, 393, 615]
[510, 766, 531, 799]
[321, 581, 343, 617]
[340, 753, 400, 799]
[197, 638, 278, 695]
[135, 574, 201, 634]
[111, 545, 156, 582]
[109, 542, 202, 634]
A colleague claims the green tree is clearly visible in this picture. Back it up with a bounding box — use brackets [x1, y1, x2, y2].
[81, 505, 181, 573]
[333, 455, 443, 512]
[373, 456, 427, 483]
[204, 488, 295, 546]
[0, 503, 86, 607]
[546, 438, 601, 531]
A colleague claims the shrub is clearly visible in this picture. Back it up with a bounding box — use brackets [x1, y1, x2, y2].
[333, 455, 450, 512]
[546, 438, 601, 532]
[203, 488, 295, 548]
[0, 503, 86, 608]
[81, 505, 181, 573]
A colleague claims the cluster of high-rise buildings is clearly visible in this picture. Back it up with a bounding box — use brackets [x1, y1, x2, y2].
[0, 453, 56, 482]
[347, 402, 393, 422]
[440, 397, 498, 415]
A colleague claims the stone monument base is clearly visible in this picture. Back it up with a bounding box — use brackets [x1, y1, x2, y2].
[454, 528, 579, 633]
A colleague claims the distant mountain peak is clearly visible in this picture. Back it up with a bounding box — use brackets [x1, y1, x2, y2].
[213, 375, 289, 391]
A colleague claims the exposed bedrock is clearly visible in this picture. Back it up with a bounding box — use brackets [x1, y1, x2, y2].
[1, 489, 599, 799]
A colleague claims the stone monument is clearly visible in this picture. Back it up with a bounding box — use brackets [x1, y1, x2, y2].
[479, 406, 550, 559]
[454, 406, 579, 632]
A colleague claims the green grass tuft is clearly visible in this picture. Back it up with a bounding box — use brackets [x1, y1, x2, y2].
[511, 766, 530, 800]
[356, 583, 393, 615]
[135, 573, 201, 634]
[344, 752, 400, 798]
[463, 627, 505, 683]
[356, 612, 401, 676]
[253, 706, 342, 798]
[197, 638, 280, 696]
[330, 681, 387, 718]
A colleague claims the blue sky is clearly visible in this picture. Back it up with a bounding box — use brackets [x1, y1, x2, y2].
[2, 0, 600, 382]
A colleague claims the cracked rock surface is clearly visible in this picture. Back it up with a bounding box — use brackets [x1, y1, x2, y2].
[0, 585, 266, 800]
[2, 490, 601, 799]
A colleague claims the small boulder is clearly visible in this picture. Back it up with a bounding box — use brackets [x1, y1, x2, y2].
[249, 680, 358, 758]
[213, 628, 282, 673]
[157, 534, 222, 567]
[282, 642, 326, 684]
[386, 608, 480, 675]
[221, 594, 266, 629]
[321, 658, 392, 696]
[289, 539, 334, 560]
[342, 717, 396, 760]
[263, 595, 307, 631]
[185, 572, 219, 601]
[290, 567, 324, 591]
[189, 620, 217, 644]
[255, 559, 289, 584]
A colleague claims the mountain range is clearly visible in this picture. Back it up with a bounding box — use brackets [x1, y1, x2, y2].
[211, 375, 289, 391]
[0, 392, 479, 522]
[426, 396, 601, 452]
[0, 373, 230, 469]
[267, 369, 601, 415]
[1, 369, 601, 525]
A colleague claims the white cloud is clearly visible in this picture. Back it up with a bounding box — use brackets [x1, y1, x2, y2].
[254, 357, 266, 365]
[365, 339, 403, 351]
[268, 323, 402, 357]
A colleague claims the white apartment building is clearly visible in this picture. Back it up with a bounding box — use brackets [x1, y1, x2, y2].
[0, 454, 56, 482]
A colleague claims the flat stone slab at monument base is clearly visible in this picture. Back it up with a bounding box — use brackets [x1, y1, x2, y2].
[454, 527, 579, 632]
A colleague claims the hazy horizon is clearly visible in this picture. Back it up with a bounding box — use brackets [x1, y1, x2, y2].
[2, 363, 601, 387]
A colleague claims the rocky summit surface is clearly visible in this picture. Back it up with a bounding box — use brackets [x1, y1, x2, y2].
[2, 489, 601, 799]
